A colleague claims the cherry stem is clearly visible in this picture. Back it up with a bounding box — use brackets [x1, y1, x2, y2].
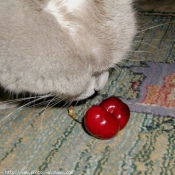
[68, 106, 82, 124]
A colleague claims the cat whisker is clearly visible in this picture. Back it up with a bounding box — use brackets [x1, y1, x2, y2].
[133, 50, 162, 58]
[23, 98, 55, 108]
[0, 95, 50, 108]
[38, 96, 70, 132]
[138, 21, 175, 33]
[18, 97, 69, 138]
[0, 94, 53, 123]
[113, 65, 122, 73]
[137, 18, 172, 28]
[133, 41, 166, 53]
[73, 99, 79, 106]
[40, 95, 58, 132]
[135, 36, 175, 42]
[129, 58, 145, 62]
[112, 65, 130, 87]
[133, 50, 152, 53]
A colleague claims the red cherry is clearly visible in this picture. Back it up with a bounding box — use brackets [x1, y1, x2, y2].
[69, 96, 130, 140]
[84, 106, 120, 140]
[100, 97, 130, 130]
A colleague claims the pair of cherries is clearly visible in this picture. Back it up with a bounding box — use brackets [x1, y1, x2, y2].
[69, 96, 130, 140]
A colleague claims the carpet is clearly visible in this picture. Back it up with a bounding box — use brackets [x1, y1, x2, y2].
[0, 3, 175, 175]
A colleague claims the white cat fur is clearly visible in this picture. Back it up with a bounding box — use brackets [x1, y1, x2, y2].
[0, 0, 136, 101]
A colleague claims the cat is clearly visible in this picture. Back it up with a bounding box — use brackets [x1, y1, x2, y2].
[0, 0, 136, 106]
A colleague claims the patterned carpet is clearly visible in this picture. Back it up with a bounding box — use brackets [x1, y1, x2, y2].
[0, 3, 175, 175]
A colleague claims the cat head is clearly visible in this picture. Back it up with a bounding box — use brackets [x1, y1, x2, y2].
[0, 0, 136, 100]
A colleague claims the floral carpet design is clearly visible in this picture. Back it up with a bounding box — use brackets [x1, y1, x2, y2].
[124, 62, 175, 117]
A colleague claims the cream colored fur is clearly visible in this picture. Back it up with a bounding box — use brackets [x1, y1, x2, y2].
[0, 0, 136, 101]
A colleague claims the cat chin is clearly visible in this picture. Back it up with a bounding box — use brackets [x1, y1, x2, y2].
[74, 71, 109, 100]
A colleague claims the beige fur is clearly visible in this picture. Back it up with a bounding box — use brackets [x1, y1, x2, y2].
[0, 0, 136, 101]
